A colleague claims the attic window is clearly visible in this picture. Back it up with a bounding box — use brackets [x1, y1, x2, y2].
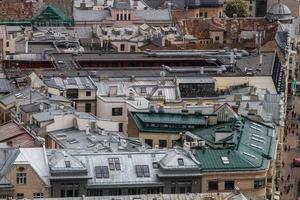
[152, 162, 159, 169]
[177, 158, 184, 166]
[95, 166, 109, 178]
[221, 156, 230, 164]
[135, 165, 150, 177]
[65, 161, 71, 168]
[108, 158, 121, 171]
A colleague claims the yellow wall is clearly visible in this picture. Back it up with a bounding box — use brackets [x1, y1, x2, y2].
[214, 76, 277, 93]
[202, 170, 268, 198]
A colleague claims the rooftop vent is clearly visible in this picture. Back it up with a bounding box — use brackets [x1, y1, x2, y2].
[158, 105, 165, 113]
[149, 105, 156, 113]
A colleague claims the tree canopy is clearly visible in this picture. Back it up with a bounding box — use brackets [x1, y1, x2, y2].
[225, 0, 248, 17]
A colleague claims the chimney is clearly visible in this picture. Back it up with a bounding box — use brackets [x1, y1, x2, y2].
[149, 105, 156, 113]
[39, 103, 44, 111]
[80, 0, 86, 9]
[86, 125, 90, 135]
[158, 105, 165, 113]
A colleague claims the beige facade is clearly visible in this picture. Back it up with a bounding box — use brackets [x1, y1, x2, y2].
[48, 87, 97, 115]
[202, 170, 269, 198]
[8, 164, 49, 199]
[191, 7, 224, 18]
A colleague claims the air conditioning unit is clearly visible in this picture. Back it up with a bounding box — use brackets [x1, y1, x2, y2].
[198, 141, 205, 147]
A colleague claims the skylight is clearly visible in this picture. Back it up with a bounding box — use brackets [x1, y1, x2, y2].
[250, 144, 263, 150]
[243, 152, 257, 159]
[221, 156, 230, 164]
[250, 125, 263, 133]
[251, 137, 265, 144]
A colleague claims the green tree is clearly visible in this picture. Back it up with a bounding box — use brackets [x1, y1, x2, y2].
[225, 0, 248, 17]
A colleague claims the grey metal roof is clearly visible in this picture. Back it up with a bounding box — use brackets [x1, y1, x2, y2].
[48, 128, 145, 151]
[136, 9, 171, 21]
[0, 79, 16, 93]
[266, 2, 293, 21]
[267, 3, 291, 15]
[0, 87, 46, 107]
[0, 148, 20, 186]
[44, 76, 97, 90]
[73, 9, 110, 22]
[47, 148, 199, 186]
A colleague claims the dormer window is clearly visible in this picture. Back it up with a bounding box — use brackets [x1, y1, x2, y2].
[152, 162, 159, 169]
[177, 158, 184, 166]
[65, 161, 71, 168]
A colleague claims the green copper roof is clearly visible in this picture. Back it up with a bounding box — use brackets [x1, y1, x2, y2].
[136, 112, 207, 125]
[130, 112, 208, 133]
[193, 117, 276, 172]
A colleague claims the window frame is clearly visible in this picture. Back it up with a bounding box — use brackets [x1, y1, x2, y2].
[16, 172, 27, 185]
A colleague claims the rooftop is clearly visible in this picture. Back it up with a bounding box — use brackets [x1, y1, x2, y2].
[44, 76, 97, 90]
[192, 117, 276, 172]
[130, 111, 208, 133]
[48, 128, 146, 151]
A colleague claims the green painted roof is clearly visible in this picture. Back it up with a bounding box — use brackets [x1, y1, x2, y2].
[130, 111, 276, 172]
[130, 112, 207, 133]
[136, 112, 206, 125]
[194, 149, 265, 171]
[193, 117, 276, 172]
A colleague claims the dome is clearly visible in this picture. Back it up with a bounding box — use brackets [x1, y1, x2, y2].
[266, 2, 293, 22]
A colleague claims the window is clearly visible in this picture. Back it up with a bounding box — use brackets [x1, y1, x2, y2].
[60, 183, 79, 197]
[145, 139, 153, 147]
[65, 161, 71, 168]
[135, 165, 150, 177]
[66, 89, 78, 99]
[159, 140, 167, 148]
[254, 179, 265, 189]
[108, 158, 121, 171]
[33, 193, 44, 198]
[204, 12, 207, 17]
[95, 166, 109, 178]
[86, 91, 91, 96]
[117, 13, 119, 21]
[17, 193, 24, 199]
[177, 158, 184, 166]
[128, 13, 131, 20]
[6, 41, 9, 47]
[130, 45, 136, 52]
[171, 181, 176, 193]
[152, 162, 159, 169]
[120, 44, 125, 51]
[16, 173, 26, 184]
[249, 6, 253, 11]
[112, 107, 123, 116]
[141, 87, 146, 94]
[208, 180, 218, 191]
[118, 123, 123, 132]
[85, 103, 91, 113]
[224, 180, 235, 190]
[215, 36, 220, 41]
[200, 12, 203, 17]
